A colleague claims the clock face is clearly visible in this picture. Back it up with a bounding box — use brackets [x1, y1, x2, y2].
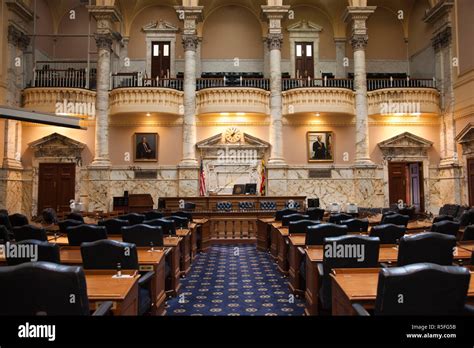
[225, 127, 242, 143]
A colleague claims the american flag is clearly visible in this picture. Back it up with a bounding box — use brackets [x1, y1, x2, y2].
[259, 159, 266, 196]
[199, 160, 207, 196]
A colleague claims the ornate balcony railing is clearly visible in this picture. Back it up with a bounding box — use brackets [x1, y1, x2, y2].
[111, 73, 183, 91]
[282, 88, 355, 115]
[282, 78, 354, 91]
[23, 88, 96, 116]
[33, 60, 97, 89]
[196, 88, 270, 115]
[367, 78, 436, 91]
[196, 78, 270, 91]
[367, 88, 440, 116]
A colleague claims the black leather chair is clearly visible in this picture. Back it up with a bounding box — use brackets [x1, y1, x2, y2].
[439, 204, 460, 217]
[0, 262, 112, 315]
[0, 225, 10, 244]
[42, 208, 58, 224]
[430, 220, 460, 237]
[0, 214, 12, 231]
[66, 212, 84, 223]
[433, 215, 454, 223]
[8, 213, 29, 227]
[58, 219, 83, 234]
[328, 213, 352, 224]
[13, 225, 47, 242]
[397, 232, 456, 266]
[6, 240, 60, 265]
[165, 216, 189, 229]
[81, 240, 154, 315]
[144, 211, 164, 221]
[398, 206, 415, 220]
[288, 220, 320, 234]
[275, 209, 297, 221]
[143, 218, 176, 235]
[462, 225, 474, 241]
[305, 223, 348, 245]
[319, 235, 380, 311]
[282, 214, 310, 227]
[117, 213, 146, 225]
[381, 213, 409, 227]
[369, 224, 406, 244]
[121, 224, 164, 247]
[340, 218, 369, 232]
[170, 211, 193, 222]
[353, 263, 473, 316]
[66, 225, 107, 246]
[306, 207, 325, 221]
[98, 218, 130, 235]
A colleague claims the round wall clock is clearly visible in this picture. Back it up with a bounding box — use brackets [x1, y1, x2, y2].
[224, 127, 242, 143]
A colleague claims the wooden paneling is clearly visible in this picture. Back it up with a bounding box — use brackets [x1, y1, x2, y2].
[38, 163, 75, 213]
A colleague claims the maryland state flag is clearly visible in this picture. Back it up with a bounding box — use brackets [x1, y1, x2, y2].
[259, 159, 266, 196]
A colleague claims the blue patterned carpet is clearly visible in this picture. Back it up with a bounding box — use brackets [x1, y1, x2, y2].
[166, 244, 305, 316]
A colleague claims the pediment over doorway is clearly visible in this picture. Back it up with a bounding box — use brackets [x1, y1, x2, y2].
[378, 132, 433, 158]
[196, 132, 270, 157]
[29, 133, 85, 158]
[455, 123, 474, 155]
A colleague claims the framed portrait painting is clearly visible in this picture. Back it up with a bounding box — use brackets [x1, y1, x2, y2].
[307, 131, 334, 162]
[134, 133, 158, 162]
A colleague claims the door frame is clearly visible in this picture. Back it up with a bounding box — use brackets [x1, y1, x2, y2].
[151, 41, 171, 78]
[38, 163, 76, 213]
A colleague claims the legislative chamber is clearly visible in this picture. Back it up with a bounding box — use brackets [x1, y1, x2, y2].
[0, 0, 474, 344]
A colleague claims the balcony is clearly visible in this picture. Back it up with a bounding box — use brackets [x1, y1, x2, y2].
[32, 60, 97, 89]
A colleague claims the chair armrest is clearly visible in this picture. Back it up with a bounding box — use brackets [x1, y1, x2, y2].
[92, 301, 113, 316]
[464, 304, 474, 315]
[163, 247, 172, 256]
[297, 247, 306, 256]
[317, 263, 324, 277]
[138, 271, 155, 288]
[352, 303, 371, 316]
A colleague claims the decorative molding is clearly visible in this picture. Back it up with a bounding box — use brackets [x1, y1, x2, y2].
[142, 19, 179, 33]
[266, 34, 283, 51]
[22, 88, 96, 115]
[378, 132, 433, 158]
[95, 34, 113, 51]
[7, 24, 30, 50]
[282, 88, 355, 115]
[196, 88, 270, 115]
[367, 88, 440, 116]
[432, 26, 452, 52]
[29, 133, 85, 160]
[455, 123, 474, 155]
[182, 35, 199, 51]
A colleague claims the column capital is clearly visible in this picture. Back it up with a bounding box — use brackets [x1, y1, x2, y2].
[7, 25, 30, 51]
[182, 35, 199, 51]
[350, 34, 368, 50]
[94, 33, 114, 51]
[266, 34, 283, 51]
[431, 26, 452, 52]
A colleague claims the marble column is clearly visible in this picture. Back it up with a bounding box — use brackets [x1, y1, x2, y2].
[344, 6, 376, 166]
[334, 38, 346, 79]
[181, 35, 199, 166]
[262, 5, 290, 165]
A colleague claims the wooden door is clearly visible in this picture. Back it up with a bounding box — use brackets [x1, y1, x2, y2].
[295, 42, 314, 78]
[408, 163, 424, 212]
[38, 163, 76, 213]
[468, 158, 474, 206]
[151, 41, 171, 78]
[388, 162, 407, 206]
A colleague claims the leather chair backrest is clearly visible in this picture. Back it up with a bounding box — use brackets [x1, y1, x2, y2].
[81, 239, 139, 270]
[42, 208, 58, 224]
[98, 218, 130, 235]
[0, 225, 10, 244]
[398, 206, 415, 220]
[340, 218, 369, 232]
[144, 211, 164, 221]
[0, 214, 12, 231]
[430, 220, 460, 237]
[374, 263, 470, 315]
[305, 223, 348, 245]
[6, 239, 60, 266]
[306, 208, 325, 221]
[433, 215, 454, 223]
[397, 232, 456, 266]
[143, 218, 176, 235]
[381, 213, 410, 227]
[369, 224, 406, 244]
[282, 214, 310, 227]
[260, 201, 277, 210]
[323, 235, 380, 271]
[13, 225, 47, 242]
[8, 213, 29, 228]
[328, 213, 353, 224]
[58, 219, 83, 234]
[66, 213, 84, 223]
[165, 216, 189, 229]
[439, 204, 460, 217]
[121, 224, 164, 247]
[117, 213, 146, 225]
[170, 211, 193, 222]
[275, 209, 297, 221]
[0, 262, 90, 315]
[66, 225, 107, 246]
[288, 219, 320, 234]
[461, 225, 474, 241]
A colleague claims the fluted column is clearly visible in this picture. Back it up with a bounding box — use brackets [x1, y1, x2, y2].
[344, 6, 376, 166]
[262, 4, 290, 165]
[175, 6, 203, 166]
[88, 7, 121, 167]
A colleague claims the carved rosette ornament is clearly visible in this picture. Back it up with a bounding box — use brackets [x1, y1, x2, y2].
[182, 35, 199, 51]
[266, 34, 283, 51]
[351, 34, 368, 50]
[95, 34, 113, 51]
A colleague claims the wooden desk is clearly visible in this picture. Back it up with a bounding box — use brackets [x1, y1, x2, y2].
[276, 227, 290, 274]
[176, 228, 191, 275]
[288, 234, 306, 295]
[270, 222, 282, 260]
[406, 220, 432, 232]
[304, 245, 472, 316]
[48, 235, 182, 296]
[85, 269, 139, 316]
[60, 247, 167, 315]
[257, 218, 275, 252]
[458, 241, 474, 253]
[330, 267, 474, 315]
